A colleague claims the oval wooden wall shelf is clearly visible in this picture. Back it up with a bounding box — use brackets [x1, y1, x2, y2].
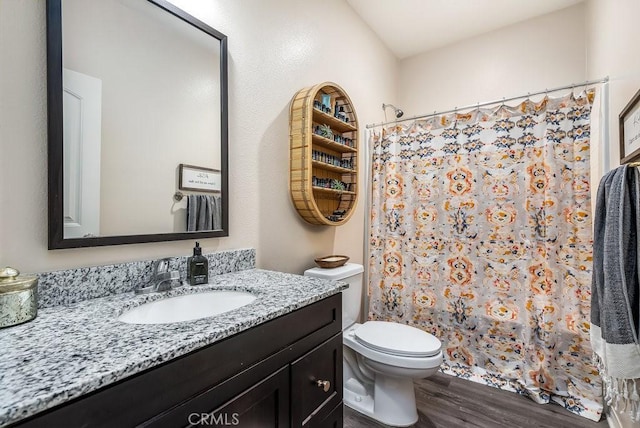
[290, 82, 359, 226]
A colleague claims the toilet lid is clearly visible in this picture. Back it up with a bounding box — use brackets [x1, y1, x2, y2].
[354, 321, 441, 357]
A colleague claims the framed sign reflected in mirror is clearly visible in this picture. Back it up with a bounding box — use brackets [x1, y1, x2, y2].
[620, 89, 640, 164]
[47, 0, 228, 249]
[179, 164, 221, 193]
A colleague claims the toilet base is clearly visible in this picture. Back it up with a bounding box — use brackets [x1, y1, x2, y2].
[344, 375, 418, 427]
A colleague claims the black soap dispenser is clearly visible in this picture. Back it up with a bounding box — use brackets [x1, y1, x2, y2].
[188, 242, 208, 285]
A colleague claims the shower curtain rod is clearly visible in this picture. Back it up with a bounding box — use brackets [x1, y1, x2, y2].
[365, 76, 609, 129]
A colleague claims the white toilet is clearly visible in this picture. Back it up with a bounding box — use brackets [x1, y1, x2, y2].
[304, 263, 443, 427]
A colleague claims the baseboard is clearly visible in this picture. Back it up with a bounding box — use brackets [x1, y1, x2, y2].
[608, 408, 622, 428]
[606, 406, 640, 428]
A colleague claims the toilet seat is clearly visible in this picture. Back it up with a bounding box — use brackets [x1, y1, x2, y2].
[354, 321, 441, 357]
[343, 323, 443, 370]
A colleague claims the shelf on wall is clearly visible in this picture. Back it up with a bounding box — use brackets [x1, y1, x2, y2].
[311, 160, 355, 174]
[311, 134, 357, 153]
[312, 186, 356, 196]
[289, 82, 359, 226]
[312, 109, 358, 133]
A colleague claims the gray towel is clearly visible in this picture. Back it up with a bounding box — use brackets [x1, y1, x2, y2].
[200, 195, 212, 230]
[211, 195, 221, 230]
[590, 164, 640, 419]
[187, 195, 198, 232]
[187, 194, 222, 231]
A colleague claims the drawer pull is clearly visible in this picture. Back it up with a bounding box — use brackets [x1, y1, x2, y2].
[316, 380, 331, 392]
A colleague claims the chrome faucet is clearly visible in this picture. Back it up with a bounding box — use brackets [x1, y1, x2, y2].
[135, 258, 181, 294]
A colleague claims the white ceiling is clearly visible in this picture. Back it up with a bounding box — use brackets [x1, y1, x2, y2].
[346, 0, 584, 59]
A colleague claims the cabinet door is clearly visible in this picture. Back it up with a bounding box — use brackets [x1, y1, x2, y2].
[291, 333, 343, 427]
[187, 366, 290, 428]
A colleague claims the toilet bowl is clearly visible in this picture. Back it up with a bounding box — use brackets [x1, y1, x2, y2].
[304, 264, 444, 427]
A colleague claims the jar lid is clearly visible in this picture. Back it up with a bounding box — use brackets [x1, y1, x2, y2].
[0, 267, 38, 293]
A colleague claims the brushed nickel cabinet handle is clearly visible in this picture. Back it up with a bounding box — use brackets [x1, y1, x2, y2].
[316, 380, 331, 392]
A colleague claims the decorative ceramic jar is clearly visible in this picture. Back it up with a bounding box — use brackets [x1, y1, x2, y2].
[0, 267, 38, 328]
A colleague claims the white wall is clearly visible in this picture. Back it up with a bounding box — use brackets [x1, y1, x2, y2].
[0, 0, 397, 274]
[397, 4, 587, 118]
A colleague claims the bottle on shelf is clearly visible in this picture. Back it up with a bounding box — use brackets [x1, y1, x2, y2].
[322, 94, 332, 114]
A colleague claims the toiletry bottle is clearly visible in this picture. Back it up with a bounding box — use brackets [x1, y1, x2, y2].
[188, 242, 208, 285]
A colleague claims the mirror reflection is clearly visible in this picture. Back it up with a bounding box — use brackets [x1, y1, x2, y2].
[56, 0, 226, 242]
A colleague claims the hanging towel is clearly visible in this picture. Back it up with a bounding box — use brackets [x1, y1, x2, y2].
[198, 195, 213, 230]
[187, 194, 222, 231]
[211, 194, 221, 230]
[591, 164, 640, 420]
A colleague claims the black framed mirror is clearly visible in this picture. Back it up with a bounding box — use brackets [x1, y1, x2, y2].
[46, 0, 228, 249]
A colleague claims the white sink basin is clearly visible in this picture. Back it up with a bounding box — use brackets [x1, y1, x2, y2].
[118, 290, 256, 324]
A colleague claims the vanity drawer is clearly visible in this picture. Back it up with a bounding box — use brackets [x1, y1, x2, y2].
[291, 332, 343, 427]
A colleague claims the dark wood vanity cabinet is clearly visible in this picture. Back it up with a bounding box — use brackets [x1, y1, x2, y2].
[14, 294, 343, 428]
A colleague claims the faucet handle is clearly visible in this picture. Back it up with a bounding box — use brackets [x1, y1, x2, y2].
[152, 258, 172, 279]
[156, 270, 180, 282]
[134, 259, 181, 294]
[154, 270, 181, 292]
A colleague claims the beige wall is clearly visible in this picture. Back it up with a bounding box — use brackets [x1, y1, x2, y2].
[397, 4, 587, 117]
[4, 0, 637, 278]
[587, 2, 640, 428]
[394, 4, 603, 202]
[0, 0, 397, 274]
[395, 0, 640, 181]
[586, 0, 640, 172]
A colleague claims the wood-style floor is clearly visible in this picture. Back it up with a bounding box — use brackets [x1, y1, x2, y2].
[343, 372, 607, 428]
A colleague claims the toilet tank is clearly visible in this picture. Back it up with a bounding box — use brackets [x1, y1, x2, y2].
[304, 263, 364, 329]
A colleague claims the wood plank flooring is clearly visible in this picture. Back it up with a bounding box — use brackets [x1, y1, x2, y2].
[343, 372, 607, 428]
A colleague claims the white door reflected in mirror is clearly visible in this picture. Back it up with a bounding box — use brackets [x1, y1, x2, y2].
[63, 68, 102, 238]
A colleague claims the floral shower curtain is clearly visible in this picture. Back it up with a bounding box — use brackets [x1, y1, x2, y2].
[368, 91, 603, 421]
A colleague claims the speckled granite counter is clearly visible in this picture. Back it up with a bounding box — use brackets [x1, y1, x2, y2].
[0, 269, 346, 427]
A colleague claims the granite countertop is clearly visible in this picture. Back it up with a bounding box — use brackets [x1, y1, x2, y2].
[0, 269, 346, 427]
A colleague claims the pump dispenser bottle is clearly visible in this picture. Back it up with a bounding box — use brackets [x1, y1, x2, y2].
[187, 242, 208, 285]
